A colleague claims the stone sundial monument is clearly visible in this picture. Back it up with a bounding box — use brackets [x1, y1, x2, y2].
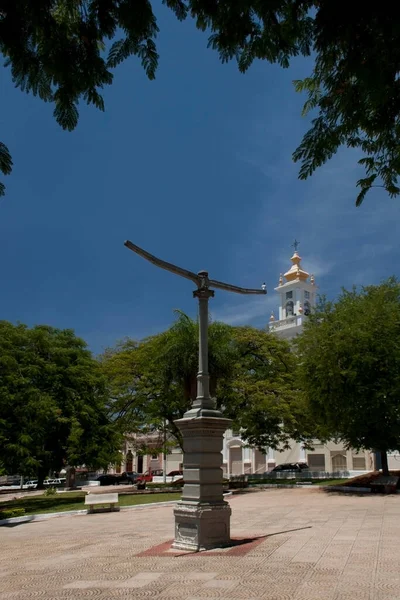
[124, 240, 267, 551]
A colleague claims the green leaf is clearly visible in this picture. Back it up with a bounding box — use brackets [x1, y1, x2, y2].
[0, 143, 13, 176]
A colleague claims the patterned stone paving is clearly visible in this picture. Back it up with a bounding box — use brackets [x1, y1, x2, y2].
[1, 488, 400, 599]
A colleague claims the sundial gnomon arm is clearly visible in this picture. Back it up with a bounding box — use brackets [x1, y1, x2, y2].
[124, 240, 267, 416]
[124, 240, 200, 286]
[124, 240, 267, 296]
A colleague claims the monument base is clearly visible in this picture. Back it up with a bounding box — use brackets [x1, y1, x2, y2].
[172, 501, 232, 551]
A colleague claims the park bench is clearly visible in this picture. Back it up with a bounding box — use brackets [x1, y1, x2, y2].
[85, 492, 120, 513]
[370, 476, 399, 494]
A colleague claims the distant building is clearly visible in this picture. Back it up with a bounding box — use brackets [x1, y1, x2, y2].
[222, 246, 372, 476]
[110, 431, 183, 475]
[268, 246, 317, 338]
[114, 246, 399, 476]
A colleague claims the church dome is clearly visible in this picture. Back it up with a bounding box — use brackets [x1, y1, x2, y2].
[283, 251, 310, 282]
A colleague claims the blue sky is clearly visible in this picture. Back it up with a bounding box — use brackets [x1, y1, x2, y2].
[1, 6, 400, 355]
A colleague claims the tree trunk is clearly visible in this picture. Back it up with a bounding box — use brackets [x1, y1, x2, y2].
[37, 466, 47, 489]
[66, 467, 76, 489]
[380, 450, 389, 476]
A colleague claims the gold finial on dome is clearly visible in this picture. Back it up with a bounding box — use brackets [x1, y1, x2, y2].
[269, 312, 275, 322]
[283, 241, 310, 282]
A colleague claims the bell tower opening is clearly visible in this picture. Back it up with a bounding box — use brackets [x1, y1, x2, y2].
[269, 241, 317, 339]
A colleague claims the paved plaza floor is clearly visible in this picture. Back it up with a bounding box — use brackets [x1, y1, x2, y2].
[1, 488, 399, 600]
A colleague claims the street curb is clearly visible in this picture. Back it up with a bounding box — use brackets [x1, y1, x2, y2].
[0, 493, 233, 527]
[0, 500, 178, 526]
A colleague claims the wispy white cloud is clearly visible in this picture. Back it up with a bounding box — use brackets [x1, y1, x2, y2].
[212, 294, 276, 327]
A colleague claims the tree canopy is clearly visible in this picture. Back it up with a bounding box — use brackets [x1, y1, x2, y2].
[100, 311, 311, 452]
[220, 325, 314, 450]
[0, 321, 121, 484]
[100, 312, 237, 450]
[296, 278, 400, 475]
[2, 2, 400, 204]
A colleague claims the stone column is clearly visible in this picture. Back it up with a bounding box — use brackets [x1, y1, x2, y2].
[298, 444, 306, 463]
[267, 447, 276, 471]
[172, 282, 232, 551]
[172, 416, 232, 551]
[65, 466, 76, 489]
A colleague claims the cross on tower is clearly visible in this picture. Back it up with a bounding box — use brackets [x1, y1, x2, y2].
[292, 239, 300, 252]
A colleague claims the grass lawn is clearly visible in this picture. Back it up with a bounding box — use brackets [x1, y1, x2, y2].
[0, 492, 181, 516]
[315, 479, 350, 486]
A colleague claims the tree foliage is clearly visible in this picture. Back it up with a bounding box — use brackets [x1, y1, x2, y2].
[0, 321, 121, 483]
[295, 278, 400, 474]
[293, 5, 400, 206]
[220, 326, 314, 450]
[2, 2, 399, 204]
[100, 311, 310, 452]
[100, 312, 237, 450]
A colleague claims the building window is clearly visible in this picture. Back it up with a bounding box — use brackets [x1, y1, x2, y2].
[331, 452, 347, 471]
[307, 454, 326, 470]
[126, 451, 133, 472]
[286, 301, 294, 316]
[151, 454, 158, 460]
[304, 301, 311, 316]
[352, 455, 366, 470]
[286, 291, 293, 299]
[304, 291, 310, 299]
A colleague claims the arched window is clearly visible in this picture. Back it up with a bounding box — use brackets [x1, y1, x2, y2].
[126, 451, 133, 472]
[332, 453, 347, 471]
[286, 301, 294, 317]
[304, 301, 311, 316]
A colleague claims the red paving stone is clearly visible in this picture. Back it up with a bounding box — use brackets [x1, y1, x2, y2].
[137, 535, 267, 557]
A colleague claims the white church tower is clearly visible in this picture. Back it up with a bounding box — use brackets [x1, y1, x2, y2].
[269, 241, 317, 339]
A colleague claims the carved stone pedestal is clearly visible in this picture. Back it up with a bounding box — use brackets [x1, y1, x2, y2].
[172, 416, 232, 551]
[173, 501, 231, 551]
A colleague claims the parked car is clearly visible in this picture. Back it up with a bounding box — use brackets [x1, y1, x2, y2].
[136, 469, 183, 489]
[136, 469, 163, 485]
[117, 472, 138, 485]
[136, 469, 164, 490]
[271, 462, 309, 473]
[167, 470, 183, 478]
[44, 478, 66, 486]
[25, 480, 38, 489]
[97, 474, 118, 486]
[97, 472, 137, 486]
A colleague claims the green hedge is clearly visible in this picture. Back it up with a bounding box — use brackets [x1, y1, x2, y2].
[0, 507, 26, 519]
[147, 481, 184, 490]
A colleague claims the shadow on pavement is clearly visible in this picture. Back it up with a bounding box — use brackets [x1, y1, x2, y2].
[1, 517, 34, 528]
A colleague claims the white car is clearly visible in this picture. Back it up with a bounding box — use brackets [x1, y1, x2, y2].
[44, 478, 65, 486]
[25, 480, 38, 489]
